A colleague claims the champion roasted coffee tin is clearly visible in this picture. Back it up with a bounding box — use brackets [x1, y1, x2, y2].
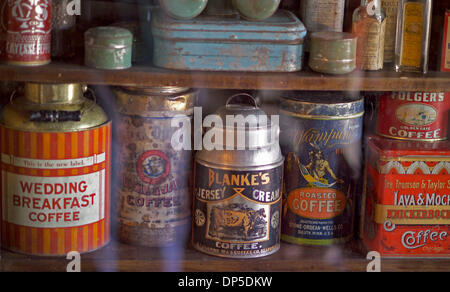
[114, 86, 195, 247]
[280, 92, 364, 245]
[376, 92, 450, 141]
[0, 83, 111, 256]
[192, 94, 284, 258]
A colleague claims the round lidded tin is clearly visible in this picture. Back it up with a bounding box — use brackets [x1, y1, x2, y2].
[279, 92, 364, 245]
[85, 26, 133, 70]
[376, 92, 450, 141]
[309, 32, 357, 75]
[232, 0, 281, 21]
[114, 86, 195, 247]
[4, 0, 51, 66]
[159, 0, 208, 20]
[192, 94, 284, 258]
[0, 83, 111, 256]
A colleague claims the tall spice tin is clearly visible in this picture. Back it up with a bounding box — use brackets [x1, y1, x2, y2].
[192, 94, 284, 258]
[381, 0, 399, 63]
[5, 0, 52, 66]
[114, 86, 195, 247]
[280, 92, 364, 245]
[0, 83, 111, 256]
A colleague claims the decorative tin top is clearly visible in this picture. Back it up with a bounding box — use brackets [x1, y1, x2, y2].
[152, 9, 306, 43]
[85, 26, 133, 48]
[159, 0, 208, 19]
[280, 92, 364, 118]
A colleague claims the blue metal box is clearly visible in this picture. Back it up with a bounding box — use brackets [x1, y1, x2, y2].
[151, 9, 307, 72]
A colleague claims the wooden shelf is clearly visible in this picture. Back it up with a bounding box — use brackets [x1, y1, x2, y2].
[1, 240, 450, 272]
[0, 62, 449, 92]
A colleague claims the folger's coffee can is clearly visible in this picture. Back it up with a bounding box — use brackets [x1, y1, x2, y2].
[376, 92, 450, 141]
[192, 94, 284, 258]
[4, 0, 52, 66]
[280, 92, 364, 245]
[114, 86, 195, 247]
[361, 135, 450, 258]
[0, 83, 111, 256]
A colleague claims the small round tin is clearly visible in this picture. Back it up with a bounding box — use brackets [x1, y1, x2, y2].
[232, 0, 281, 21]
[159, 0, 208, 19]
[280, 92, 364, 245]
[376, 92, 450, 141]
[84, 26, 133, 70]
[309, 32, 357, 75]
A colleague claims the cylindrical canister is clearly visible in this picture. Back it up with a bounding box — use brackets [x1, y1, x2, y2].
[376, 92, 450, 141]
[114, 86, 195, 247]
[280, 92, 364, 245]
[0, 83, 111, 256]
[300, 0, 345, 32]
[84, 26, 133, 70]
[309, 32, 357, 75]
[192, 94, 284, 258]
[4, 0, 52, 65]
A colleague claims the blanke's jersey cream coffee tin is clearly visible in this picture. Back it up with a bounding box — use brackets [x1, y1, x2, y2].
[280, 92, 364, 245]
[0, 83, 111, 256]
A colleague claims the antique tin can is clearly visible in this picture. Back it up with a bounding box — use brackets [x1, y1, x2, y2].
[0, 83, 111, 256]
[4, 0, 51, 66]
[232, 0, 281, 21]
[84, 26, 133, 70]
[192, 94, 284, 258]
[111, 22, 151, 64]
[300, 0, 345, 33]
[114, 86, 195, 247]
[280, 92, 364, 245]
[381, 0, 399, 63]
[309, 32, 357, 75]
[376, 92, 450, 141]
[361, 135, 450, 258]
[152, 9, 306, 72]
[159, 0, 208, 20]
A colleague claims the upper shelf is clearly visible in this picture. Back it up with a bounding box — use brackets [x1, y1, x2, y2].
[0, 61, 449, 92]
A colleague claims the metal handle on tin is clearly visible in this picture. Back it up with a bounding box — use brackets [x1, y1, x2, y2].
[226, 93, 258, 109]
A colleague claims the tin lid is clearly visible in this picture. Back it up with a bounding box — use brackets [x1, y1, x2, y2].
[152, 9, 306, 43]
[85, 26, 133, 48]
[24, 83, 85, 104]
[280, 91, 364, 119]
[310, 31, 356, 42]
[159, 0, 208, 19]
[211, 93, 279, 149]
[114, 86, 195, 116]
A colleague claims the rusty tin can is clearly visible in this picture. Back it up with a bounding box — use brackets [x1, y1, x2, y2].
[114, 86, 195, 247]
[361, 135, 450, 258]
[376, 92, 450, 141]
[84, 26, 133, 70]
[151, 9, 306, 72]
[280, 92, 364, 245]
[309, 32, 357, 75]
[0, 83, 111, 256]
[4, 0, 51, 66]
[192, 94, 284, 258]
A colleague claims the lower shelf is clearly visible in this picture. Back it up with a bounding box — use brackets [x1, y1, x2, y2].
[1, 240, 449, 272]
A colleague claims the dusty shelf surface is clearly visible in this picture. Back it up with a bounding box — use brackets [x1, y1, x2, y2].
[0, 62, 449, 92]
[1, 240, 449, 272]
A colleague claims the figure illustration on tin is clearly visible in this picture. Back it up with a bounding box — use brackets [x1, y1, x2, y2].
[207, 204, 267, 241]
[287, 143, 344, 188]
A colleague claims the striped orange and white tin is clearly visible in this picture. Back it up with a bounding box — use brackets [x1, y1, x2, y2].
[0, 123, 111, 256]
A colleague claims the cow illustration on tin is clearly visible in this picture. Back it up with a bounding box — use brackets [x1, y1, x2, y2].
[207, 203, 268, 241]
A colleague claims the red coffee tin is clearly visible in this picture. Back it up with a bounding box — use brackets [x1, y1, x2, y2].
[4, 0, 51, 66]
[376, 92, 450, 141]
[361, 135, 450, 258]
